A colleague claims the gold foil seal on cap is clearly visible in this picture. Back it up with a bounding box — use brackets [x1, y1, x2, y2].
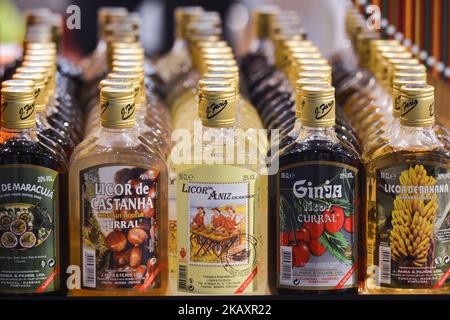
[295, 78, 329, 118]
[400, 84, 434, 127]
[198, 85, 236, 127]
[392, 77, 426, 118]
[299, 85, 335, 127]
[252, 6, 280, 38]
[297, 70, 332, 84]
[198, 78, 232, 90]
[297, 64, 332, 74]
[1, 86, 36, 129]
[175, 7, 204, 39]
[100, 85, 136, 129]
[12, 72, 47, 111]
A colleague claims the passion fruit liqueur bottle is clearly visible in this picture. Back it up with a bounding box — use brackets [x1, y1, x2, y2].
[0, 86, 66, 295]
[269, 84, 362, 294]
[173, 85, 268, 295]
[69, 85, 168, 296]
[364, 84, 450, 294]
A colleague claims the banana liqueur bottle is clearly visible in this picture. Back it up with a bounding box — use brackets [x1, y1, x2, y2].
[269, 84, 362, 294]
[173, 85, 267, 295]
[0, 86, 67, 295]
[69, 85, 168, 296]
[364, 84, 450, 294]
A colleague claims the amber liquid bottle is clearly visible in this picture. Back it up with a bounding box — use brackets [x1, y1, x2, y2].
[269, 84, 362, 294]
[364, 84, 450, 294]
[69, 85, 168, 296]
[0, 85, 67, 295]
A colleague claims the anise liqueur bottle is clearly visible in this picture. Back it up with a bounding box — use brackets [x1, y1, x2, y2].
[364, 84, 450, 294]
[269, 84, 362, 294]
[69, 85, 168, 296]
[173, 85, 268, 295]
[0, 86, 66, 295]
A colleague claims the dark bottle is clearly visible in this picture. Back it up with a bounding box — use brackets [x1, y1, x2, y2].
[0, 85, 67, 295]
[269, 84, 362, 295]
[12, 71, 74, 160]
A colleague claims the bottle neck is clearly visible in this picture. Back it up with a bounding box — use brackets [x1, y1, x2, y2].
[296, 125, 338, 143]
[97, 126, 139, 146]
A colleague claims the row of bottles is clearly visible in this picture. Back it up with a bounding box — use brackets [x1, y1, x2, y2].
[165, 8, 268, 295]
[1, 4, 449, 296]
[0, 8, 85, 294]
[332, 7, 450, 294]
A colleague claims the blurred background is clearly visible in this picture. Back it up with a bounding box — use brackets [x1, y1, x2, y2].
[1, 0, 348, 61]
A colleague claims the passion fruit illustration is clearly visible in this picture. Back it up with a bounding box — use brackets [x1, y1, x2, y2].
[0, 215, 12, 231]
[19, 212, 33, 224]
[10, 219, 27, 235]
[19, 232, 37, 248]
[1, 231, 18, 248]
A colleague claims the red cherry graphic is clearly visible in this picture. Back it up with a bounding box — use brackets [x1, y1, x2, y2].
[344, 216, 353, 233]
[292, 241, 310, 267]
[304, 221, 324, 239]
[295, 227, 310, 243]
[180, 248, 186, 258]
[280, 231, 293, 246]
[309, 239, 326, 256]
[323, 205, 345, 234]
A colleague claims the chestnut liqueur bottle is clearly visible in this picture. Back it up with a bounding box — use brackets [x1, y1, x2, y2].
[364, 84, 450, 294]
[269, 84, 362, 294]
[0, 86, 66, 295]
[69, 85, 168, 296]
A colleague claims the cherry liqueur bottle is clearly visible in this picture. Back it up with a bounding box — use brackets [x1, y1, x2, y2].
[269, 84, 362, 294]
[69, 85, 168, 296]
[0, 85, 66, 295]
[173, 85, 268, 295]
[364, 84, 450, 294]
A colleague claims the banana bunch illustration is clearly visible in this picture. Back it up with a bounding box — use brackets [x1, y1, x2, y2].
[390, 165, 438, 267]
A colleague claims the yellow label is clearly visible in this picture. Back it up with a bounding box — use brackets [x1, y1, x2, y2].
[176, 165, 259, 294]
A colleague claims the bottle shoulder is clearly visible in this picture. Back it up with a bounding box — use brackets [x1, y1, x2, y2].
[0, 139, 66, 171]
[278, 138, 362, 169]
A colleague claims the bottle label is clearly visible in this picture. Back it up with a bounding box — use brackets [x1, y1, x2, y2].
[375, 162, 450, 289]
[80, 165, 160, 291]
[277, 162, 358, 290]
[0, 165, 60, 294]
[176, 165, 259, 294]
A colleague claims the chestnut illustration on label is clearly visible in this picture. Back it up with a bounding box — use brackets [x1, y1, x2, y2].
[80, 165, 160, 290]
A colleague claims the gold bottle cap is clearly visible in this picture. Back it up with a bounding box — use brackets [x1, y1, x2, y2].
[392, 77, 426, 118]
[24, 47, 57, 57]
[289, 52, 322, 60]
[98, 7, 128, 38]
[174, 6, 204, 39]
[107, 71, 142, 107]
[203, 71, 238, 95]
[12, 72, 47, 112]
[252, 6, 280, 38]
[1, 79, 35, 89]
[393, 69, 427, 81]
[199, 46, 233, 55]
[203, 59, 237, 68]
[355, 31, 380, 69]
[99, 78, 133, 89]
[201, 52, 234, 61]
[393, 63, 426, 74]
[1, 86, 36, 129]
[112, 59, 144, 69]
[198, 85, 236, 127]
[294, 57, 328, 66]
[100, 85, 136, 129]
[297, 70, 332, 84]
[298, 85, 335, 127]
[295, 78, 329, 118]
[198, 78, 232, 89]
[400, 84, 434, 127]
[112, 46, 145, 56]
[371, 45, 407, 71]
[205, 64, 239, 74]
[297, 64, 332, 74]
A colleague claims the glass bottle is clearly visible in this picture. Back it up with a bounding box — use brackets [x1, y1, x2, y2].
[171, 85, 268, 295]
[69, 85, 168, 296]
[364, 84, 450, 294]
[269, 84, 362, 295]
[0, 85, 67, 295]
